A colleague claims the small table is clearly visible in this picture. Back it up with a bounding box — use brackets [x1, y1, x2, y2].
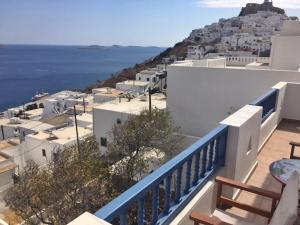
[269, 159, 300, 189]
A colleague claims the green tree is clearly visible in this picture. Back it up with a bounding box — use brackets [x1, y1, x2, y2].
[4, 136, 115, 225]
[106, 108, 182, 191]
[5, 109, 182, 225]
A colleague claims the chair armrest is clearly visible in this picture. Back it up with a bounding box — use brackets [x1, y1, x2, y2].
[290, 142, 300, 159]
[215, 176, 281, 200]
[190, 211, 231, 225]
[290, 141, 300, 147]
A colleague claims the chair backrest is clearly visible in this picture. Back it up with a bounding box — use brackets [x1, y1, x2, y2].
[269, 171, 299, 225]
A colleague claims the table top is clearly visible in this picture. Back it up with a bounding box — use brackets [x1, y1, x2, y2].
[269, 159, 300, 187]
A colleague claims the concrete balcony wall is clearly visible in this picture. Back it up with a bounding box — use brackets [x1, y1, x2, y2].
[221, 105, 262, 197]
[170, 105, 263, 225]
[167, 65, 300, 137]
[258, 82, 287, 150]
[170, 180, 218, 225]
[226, 57, 270, 67]
[68, 212, 112, 225]
[282, 82, 300, 121]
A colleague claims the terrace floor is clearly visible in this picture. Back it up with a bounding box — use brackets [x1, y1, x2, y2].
[226, 119, 300, 224]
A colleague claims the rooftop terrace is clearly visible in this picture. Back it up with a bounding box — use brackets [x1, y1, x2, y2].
[27, 126, 92, 145]
[93, 94, 166, 114]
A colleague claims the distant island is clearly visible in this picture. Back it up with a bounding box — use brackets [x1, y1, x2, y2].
[79, 45, 163, 50]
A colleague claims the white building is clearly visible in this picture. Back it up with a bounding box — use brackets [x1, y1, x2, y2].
[135, 69, 167, 91]
[92, 88, 124, 104]
[186, 45, 204, 60]
[75, 113, 93, 130]
[0, 144, 17, 192]
[22, 125, 92, 166]
[168, 20, 300, 137]
[0, 117, 54, 142]
[93, 94, 166, 153]
[116, 80, 149, 94]
[188, 11, 289, 56]
[42, 91, 87, 119]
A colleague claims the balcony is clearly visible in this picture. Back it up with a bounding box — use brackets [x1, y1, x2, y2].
[68, 81, 300, 225]
[226, 119, 300, 224]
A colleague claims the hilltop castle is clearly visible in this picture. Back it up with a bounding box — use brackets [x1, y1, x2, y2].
[239, 0, 285, 16]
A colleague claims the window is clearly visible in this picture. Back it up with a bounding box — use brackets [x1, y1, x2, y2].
[116, 118, 122, 124]
[42, 149, 46, 157]
[152, 77, 156, 83]
[53, 152, 58, 162]
[139, 77, 141, 80]
[146, 78, 150, 81]
[100, 137, 107, 147]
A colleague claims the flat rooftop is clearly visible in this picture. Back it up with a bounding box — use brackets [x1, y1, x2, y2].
[12, 120, 54, 131]
[76, 113, 93, 123]
[93, 94, 166, 114]
[117, 80, 149, 86]
[0, 154, 17, 173]
[93, 88, 124, 97]
[0, 118, 54, 131]
[226, 119, 300, 224]
[0, 138, 20, 151]
[138, 69, 158, 75]
[0, 118, 10, 126]
[41, 114, 72, 126]
[28, 126, 92, 145]
[24, 108, 43, 117]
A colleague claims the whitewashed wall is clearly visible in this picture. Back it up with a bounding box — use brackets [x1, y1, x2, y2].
[282, 82, 300, 121]
[93, 108, 130, 153]
[169, 105, 263, 225]
[23, 135, 60, 166]
[258, 82, 287, 150]
[167, 65, 300, 137]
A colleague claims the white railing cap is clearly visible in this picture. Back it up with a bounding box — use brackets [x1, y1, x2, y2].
[68, 212, 112, 225]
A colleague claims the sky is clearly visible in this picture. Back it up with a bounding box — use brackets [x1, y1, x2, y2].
[0, 0, 300, 47]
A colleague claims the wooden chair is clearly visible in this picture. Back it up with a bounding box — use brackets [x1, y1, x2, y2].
[290, 141, 300, 160]
[190, 172, 299, 225]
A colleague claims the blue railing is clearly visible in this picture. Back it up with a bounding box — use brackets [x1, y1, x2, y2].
[250, 89, 278, 123]
[95, 124, 228, 225]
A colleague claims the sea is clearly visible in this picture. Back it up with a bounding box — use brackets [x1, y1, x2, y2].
[0, 45, 165, 112]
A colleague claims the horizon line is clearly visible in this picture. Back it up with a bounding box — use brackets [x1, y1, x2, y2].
[0, 43, 169, 48]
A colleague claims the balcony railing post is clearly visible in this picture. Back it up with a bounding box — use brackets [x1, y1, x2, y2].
[184, 158, 192, 194]
[138, 197, 145, 225]
[163, 175, 172, 215]
[151, 185, 159, 225]
[193, 151, 200, 185]
[175, 166, 183, 203]
[120, 211, 127, 225]
[200, 146, 208, 178]
[219, 130, 228, 167]
[207, 141, 215, 170]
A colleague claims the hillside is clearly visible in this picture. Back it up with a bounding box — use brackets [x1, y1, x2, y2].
[84, 41, 189, 92]
[84, 1, 297, 92]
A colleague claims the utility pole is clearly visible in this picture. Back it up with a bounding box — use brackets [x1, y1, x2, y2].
[73, 105, 81, 156]
[82, 97, 86, 113]
[1, 125, 4, 140]
[148, 87, 152, 114]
